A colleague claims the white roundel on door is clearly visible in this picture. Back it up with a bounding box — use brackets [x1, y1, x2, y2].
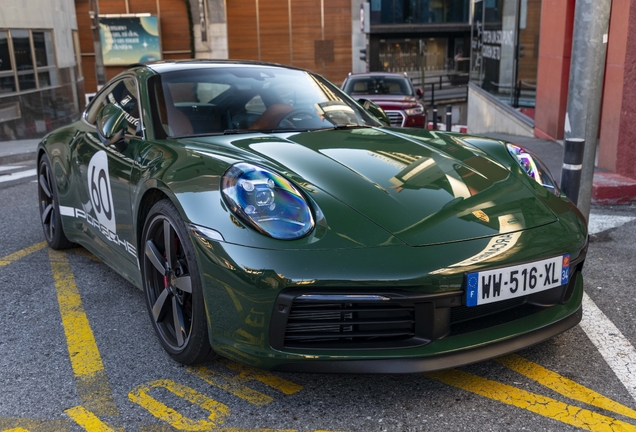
[87, 150, 117, 234]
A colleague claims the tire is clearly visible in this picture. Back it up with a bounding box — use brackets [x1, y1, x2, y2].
[141, 199, 216, 364]
[38, 154, 74, 249]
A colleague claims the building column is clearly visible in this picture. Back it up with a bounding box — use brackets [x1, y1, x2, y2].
[533, 0, 575, 140]
[599, 0, 636, 179]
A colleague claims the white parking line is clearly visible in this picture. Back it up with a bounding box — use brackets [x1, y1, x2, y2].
[580, 214, 636, 402]
[0, 165, 25, 173]
[0, 168, 37, 183]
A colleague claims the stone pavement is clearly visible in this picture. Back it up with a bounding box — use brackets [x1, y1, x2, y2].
[1, 132, 634, 204]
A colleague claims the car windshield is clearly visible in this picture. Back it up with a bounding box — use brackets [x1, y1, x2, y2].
[343, 76, 414, 96]
[147, 66, 382, 138]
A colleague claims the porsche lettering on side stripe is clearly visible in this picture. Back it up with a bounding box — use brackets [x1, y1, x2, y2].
[59, 205, 137, 257]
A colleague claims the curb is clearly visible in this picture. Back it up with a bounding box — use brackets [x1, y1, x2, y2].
[592, 172, 636, 205]
[0, 151, 38, 165]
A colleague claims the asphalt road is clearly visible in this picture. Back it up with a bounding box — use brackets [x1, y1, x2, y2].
[2, 160, 636, 431]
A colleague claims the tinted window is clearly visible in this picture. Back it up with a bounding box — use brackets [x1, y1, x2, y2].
[86, 77, 141, 136]
[344, 76, 414, 96]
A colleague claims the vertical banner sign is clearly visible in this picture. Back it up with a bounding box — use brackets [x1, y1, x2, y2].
[99, 15, 161, 66]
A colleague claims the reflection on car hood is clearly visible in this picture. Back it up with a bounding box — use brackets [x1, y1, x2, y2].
[351, 94, 421, 110]
[188, 129, 558, 246]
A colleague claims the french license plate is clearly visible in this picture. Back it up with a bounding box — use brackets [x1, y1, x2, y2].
[466, 255, 570, 307]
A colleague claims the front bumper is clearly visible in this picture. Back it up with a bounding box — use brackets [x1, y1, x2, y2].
[190, 219, 586, 373]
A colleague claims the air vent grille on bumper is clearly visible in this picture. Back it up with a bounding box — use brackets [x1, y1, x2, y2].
[284, 301, 416, 348]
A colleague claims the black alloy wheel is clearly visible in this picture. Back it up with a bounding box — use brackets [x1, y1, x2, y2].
[142, 199, 215, 364]
[38, 154, 73, 249]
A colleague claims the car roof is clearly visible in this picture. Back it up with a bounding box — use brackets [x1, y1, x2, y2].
[130, 59, 309, 74]
[346, 72, 410, 78]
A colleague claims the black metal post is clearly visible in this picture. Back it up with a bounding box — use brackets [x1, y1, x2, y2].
[439, 75, 442, 89]
[445, 105, 452, 131]
[430, 83, 435, 107]
[432, 104, 438, 131]
[561, 138, 585, 205]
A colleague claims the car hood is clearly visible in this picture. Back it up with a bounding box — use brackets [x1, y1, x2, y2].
[187, 129, 557, 246]
[351, 94, 421, 110]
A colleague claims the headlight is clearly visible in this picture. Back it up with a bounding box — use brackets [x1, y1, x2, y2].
[404, 105, 424, 116]
[221, 163, 315, 240]
[506, 144, 559, 194]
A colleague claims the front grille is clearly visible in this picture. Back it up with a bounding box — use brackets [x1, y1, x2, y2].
[284, 301, 416, 349]
[385, 110, 405, 127]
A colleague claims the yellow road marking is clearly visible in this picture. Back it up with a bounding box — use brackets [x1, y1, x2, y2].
[65, 406, 114, 432]
[497, 354, 636, 420]
[0, 417, 72, 431]
[427, 369, 636, 431]
[188, 366, 274, 406]
[129, 379, 230, 431]
[217, 359, 303, 395]
[48, 249, 118, 416]
[0, 242, 47, 267]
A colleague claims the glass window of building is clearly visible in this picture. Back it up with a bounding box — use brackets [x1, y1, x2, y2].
[11, 30, 36, 91]
[371, 0, 470, 24]
[0, 31, 16, 94]
[470, 0, 541, 118]
[0, 29, 58, 95]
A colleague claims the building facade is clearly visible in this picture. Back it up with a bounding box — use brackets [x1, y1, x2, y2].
[0, 0, 83, 141]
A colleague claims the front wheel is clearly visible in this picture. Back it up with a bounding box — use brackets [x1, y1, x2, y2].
[38, 153, 74, 249]
[141, 199, 216, 364]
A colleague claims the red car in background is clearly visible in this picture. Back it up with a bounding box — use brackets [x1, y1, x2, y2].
[341, 72, 426, 128]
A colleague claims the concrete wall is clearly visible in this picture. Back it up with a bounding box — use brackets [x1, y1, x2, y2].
[467, 84, 534, 137]
[351, 1, 366, 74]
[0, 0, 78, 68]
[191, 0, 229, 59]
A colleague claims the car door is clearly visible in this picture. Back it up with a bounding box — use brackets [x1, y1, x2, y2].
[73, 76, 143, 280]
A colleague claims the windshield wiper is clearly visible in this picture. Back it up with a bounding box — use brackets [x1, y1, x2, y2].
[223, 129, 255, 135]
[331, 124, 374, 130]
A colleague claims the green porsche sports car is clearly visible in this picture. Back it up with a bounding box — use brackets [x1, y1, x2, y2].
[37, 60, 588, 373]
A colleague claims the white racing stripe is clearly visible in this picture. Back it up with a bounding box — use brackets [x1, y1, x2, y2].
[0, 168, 37, 183]
[579, 214, 636, 402]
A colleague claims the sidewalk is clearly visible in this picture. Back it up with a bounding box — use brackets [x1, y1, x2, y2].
[0, 139, 40, 165]
[1, 133, 635, 204]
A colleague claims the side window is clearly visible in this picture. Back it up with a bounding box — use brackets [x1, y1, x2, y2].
[85, 77, 141, 136]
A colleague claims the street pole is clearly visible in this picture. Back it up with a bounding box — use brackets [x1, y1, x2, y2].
[89, 0, 106, 89]
[564, 0, 612, 221]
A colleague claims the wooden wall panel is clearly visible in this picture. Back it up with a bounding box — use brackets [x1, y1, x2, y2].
[323, 0, 352, 84]
[158, 0, 191, 54]
[259, 0, 291, 65]
[227, 0, 259, 60]
[518, 0, 541, 83]
[289, 0, 321, 72]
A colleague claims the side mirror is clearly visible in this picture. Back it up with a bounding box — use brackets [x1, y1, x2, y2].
[96, 104, 128, 149]
[416, 88, 424, 98]
[359, 98, 391, 127]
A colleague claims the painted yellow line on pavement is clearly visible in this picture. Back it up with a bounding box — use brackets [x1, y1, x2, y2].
[497, 354, 636, 420]
[217, 359, 303, 395]
[65, 406, 114, 432]
[71, 247, 101, 262]
[48, 249, 118, 417]
[427, 369, 636, 431]
[129, 379, 231, 431]
[0, 417, 72, 431]
[0, 241, 47, 267]
[188, 365, 274, 406]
